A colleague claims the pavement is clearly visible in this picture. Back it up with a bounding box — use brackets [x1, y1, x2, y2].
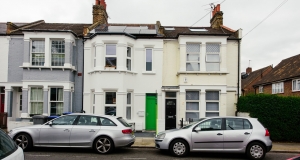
[132, 132, 300, 153]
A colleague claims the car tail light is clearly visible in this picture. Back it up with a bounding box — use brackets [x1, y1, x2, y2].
[122, 129, 132, 134]
[265, 128, 270, 136]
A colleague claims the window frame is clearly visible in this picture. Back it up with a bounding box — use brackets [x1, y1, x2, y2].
[29, 87, 44, 115]
[186, 43, 200, 71]
[127, 47, 132, 71]
[206, 43, 221, 71]
[272, 82, 284, 94]
[105, 92, 117, 116]
[31, 39, 45, 66]
[145, 48, 153, 71]
[205, 91, 220, 117]
[292, 79, 300, 91]
[126, 92, 132, 120]
[185, 91, 200, 121]
[49, 87, 64, 116]
[259, 86, 264, 93]
[50, 39, 65, 66]
[105, 44, 117, 68]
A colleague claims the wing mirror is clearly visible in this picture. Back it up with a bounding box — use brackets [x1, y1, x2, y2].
[48, 121, 53, 126]
[194, 127, 201, 132]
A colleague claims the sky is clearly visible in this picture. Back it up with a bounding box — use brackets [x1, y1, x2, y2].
[1, 0, 299, 72]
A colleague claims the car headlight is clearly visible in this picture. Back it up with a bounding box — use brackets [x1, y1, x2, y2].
[156, 133, 166, 139]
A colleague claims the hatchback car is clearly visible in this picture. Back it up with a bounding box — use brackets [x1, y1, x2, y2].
[8, 113, 135, 154]
[0, 129, 24, 160]
[155, 117, 272, 160]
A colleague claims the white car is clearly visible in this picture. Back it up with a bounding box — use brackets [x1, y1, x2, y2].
[0, 129, 24, 160]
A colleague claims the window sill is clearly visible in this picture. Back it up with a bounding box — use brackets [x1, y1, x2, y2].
[88, 69, 138, 74]
[142, 71, 156, 75]
[20, 66, 77, 71]
[177, 71, 229, 75]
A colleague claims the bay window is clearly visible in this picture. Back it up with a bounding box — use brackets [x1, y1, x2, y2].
[126, 93, 132, 120]
[127, 47, 132, 71]
[105, 45, 117, 68]
[105, 92, 116, 116]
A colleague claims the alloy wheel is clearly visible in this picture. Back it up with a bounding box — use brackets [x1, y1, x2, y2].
[15, 134, 29, 149]
[250, 144, 264, 159]
[95, 137, 111, 153]
[173, 141, 186, 156]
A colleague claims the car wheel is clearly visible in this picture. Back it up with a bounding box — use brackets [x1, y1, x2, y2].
[14, 133, 32, 151]
[170, 139, 189, 157]
[246, 142, 266, 160]
[94, 136, 114, 154]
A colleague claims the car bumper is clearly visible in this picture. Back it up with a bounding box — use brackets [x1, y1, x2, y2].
[155, 139, 169, 150]
[266, 145, 272, 152]
[114, 135, 135, 147]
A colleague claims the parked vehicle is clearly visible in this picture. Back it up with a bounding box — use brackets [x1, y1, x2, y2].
[0, 129, 24, 160]
[155, 117, 272, 160]
[8, 113, 135, 154]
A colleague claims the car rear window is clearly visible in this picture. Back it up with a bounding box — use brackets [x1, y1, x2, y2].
[117, 117, 131, 127]
[0, 129, 18, 159]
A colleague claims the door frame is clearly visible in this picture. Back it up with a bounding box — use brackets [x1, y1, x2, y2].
[145, 94, 157, 131]
[165, 99, 177, 130]
[16, 92, 22, 118]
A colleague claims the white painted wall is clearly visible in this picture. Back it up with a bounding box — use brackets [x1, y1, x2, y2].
[0, 36, 9, 82]
[83, 35, 163, 131]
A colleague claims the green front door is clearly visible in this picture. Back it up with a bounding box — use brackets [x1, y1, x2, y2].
[145, 94, 157, 130]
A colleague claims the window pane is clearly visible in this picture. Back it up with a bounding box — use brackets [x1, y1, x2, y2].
[197, 118, 222, 130]
[105, 57, 117, 67]
[206, 102, 219, 111]
[126, 107, 131, 119]
[186, 91, 199, 100]
[206, 112, 219, 117]
[186, 62, 200, 71]
[106, 45, 116, 55]
[127, 47, 131, 57]
[50, 102, 63, 115]
[186, 43, 200, 53]
[52, 115, 77, 125]
[206, 63, 220, 71]
[32, 53, 45, 66]
[186, 102, 199, 110]
[50, 88, 57, 101]
[226, 118, 243, 130]
[244, 120, 252, 129]
[206, 54, 220, 62]
[51, 40, 65, 53]
[105, 92, 116, 104]
[126, 59, 131, 71]
[78, 116, 98, 126]
[206, 91, 219, 100]
[186, 112, 199, 121]
[146, 49, 152, 71]
[105, 107, 116, 116]
[187, 54, 199, 61]
[100, 117, 116, 126]
[127, 93, 131, 104]
[297, 80, 300, 90]
[206, 44, 220, 53]
[32, 40, 45, 53]
[166, 92, 176, 98]
[51, 54, 65, 66]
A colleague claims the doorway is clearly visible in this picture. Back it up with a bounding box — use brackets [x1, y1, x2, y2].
[165, 99, 176, 130]
[145, 94, 157, 130]
[0, 94, 4, 113]
[16, 93, 22, 118]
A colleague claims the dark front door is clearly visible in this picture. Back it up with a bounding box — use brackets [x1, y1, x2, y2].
[165, 99, 176, 130]
[0, 94, 4, 113]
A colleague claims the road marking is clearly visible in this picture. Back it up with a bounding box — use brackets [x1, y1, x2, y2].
[27, 155, 50, 157]
[123, 158, 147, 160]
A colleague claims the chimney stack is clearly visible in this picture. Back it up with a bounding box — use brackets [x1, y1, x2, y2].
[93, 0, 108, 24]
[246, 67, 252, 74]
[210, 4, 223, 30]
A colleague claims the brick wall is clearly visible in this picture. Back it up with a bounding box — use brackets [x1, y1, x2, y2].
[256, 80, 300, 96]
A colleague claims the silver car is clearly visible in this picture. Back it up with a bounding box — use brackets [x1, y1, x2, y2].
[8, 113, 135, 154]
[155, 117, 272, 160]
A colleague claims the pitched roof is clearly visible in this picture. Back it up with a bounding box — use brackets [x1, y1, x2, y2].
[242, 66, 272, 89]
[254, 54, 300, 86]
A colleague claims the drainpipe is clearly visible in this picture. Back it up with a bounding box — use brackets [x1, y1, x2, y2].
[236, 38, 241, 116]
[81, 37, 86, 113]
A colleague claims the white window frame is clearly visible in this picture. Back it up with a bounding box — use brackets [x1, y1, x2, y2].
[51, 39, 65, 66]
[126, 92, 132, 120]
[186, 43, 200, 71]
[272, 82, 284, 94]
[31, 40, 45, 66]
[127, 47, 132, 71]
[94, 47, 97, 67]
[259, 86, 264, 93]
[49, 87, 64, 116]
[292, 79, 300, 91]
[145, 48, 153, 71]
[205, 91, 220, 117]
[206, 43, 221, 71]
[105, 44, 117, 68]
[185, 91, 200, 121]
[92, 90, 95, 114]
[29, 87, 43, 115]
[105, 92, 117, 116]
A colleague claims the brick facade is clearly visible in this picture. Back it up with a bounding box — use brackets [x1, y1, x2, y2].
[255, 80, 300, 96]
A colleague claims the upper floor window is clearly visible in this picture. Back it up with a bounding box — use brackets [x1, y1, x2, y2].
[105, 45, 117, 68]
[206, 43, 220, 71]
[292, 79, 300, 91]
[259, 86, 263, 93]
[272, 82, 284, 94]
[186, 43, 200, 71]
[127, 47, 132, 71]
[94, 47, 97, 67]
[51, 40, 65, 66]
[31, 40, 45, 66]
[146, 49, 152, 71]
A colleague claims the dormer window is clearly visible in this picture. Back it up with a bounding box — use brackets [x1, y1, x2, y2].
[31, 40, 45, 66]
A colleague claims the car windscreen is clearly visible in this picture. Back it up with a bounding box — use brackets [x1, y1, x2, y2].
[0, 129, 18, 159]
[181, 118, 205, 129]
[117, 117, 131, 127]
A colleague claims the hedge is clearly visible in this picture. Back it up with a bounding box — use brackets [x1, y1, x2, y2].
[237, 94, 300, 142]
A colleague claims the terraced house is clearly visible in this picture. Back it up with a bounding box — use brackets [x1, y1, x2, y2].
[1, 0, 242, 132]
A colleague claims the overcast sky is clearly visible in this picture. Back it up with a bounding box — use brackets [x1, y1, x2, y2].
[1, 0, 299, 72]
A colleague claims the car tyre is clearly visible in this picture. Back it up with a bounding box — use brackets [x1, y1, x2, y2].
[170, 139, 189, 157]
[14, 133, 33, 152]
[246, 142, 266, 160]
[94, 136, 114, 154]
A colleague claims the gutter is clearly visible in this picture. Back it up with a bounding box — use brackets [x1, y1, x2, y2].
[21, 29, 79, 37]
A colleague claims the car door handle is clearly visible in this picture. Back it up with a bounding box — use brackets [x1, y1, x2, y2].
[217, 133, 223, 136]
[244, 132, 250, 135]
[89, 129, 95, 132]
[64, 129, 69, 132]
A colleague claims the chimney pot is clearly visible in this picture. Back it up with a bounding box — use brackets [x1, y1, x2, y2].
[246, 67, 252, 74]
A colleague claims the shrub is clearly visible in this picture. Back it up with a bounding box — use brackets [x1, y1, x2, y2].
[237, 94, 300, 142]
